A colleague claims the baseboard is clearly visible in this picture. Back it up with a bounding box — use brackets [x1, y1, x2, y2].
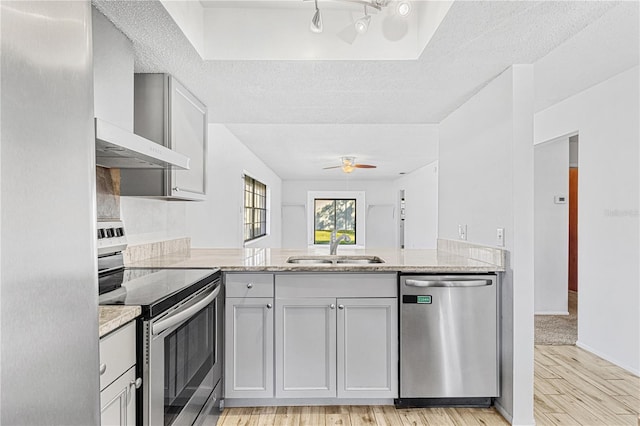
[534, 311, 569, 315]
[576, 341, 640, 376]
[493, 401, 514, 424]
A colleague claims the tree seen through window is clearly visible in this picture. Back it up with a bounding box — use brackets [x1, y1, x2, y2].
[314, 199, 356, 245]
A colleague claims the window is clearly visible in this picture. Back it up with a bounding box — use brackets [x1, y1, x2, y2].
[314, 199, 356, 245]
[307, 191, 366, 248]
[244, 175, 267, 242]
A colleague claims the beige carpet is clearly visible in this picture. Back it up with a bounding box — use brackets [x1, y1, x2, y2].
[534, 291, 577, 345]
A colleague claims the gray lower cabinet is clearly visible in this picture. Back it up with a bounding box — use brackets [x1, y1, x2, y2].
[224, 273, 275, 399]
[100, 322, 137, 426]
[275, 298, 337, 398]
[336, 298, 398, 398]
[100, 366, 136, 425]
[225, 298, 274, 398]
[274, 273, 398, 400]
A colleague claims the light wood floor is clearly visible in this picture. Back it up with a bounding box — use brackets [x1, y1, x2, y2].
[216, 345, 640, 426]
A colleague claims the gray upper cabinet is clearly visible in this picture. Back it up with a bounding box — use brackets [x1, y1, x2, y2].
[121, 74, 207, 201]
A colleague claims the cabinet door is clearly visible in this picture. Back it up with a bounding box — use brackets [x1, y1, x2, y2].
[100, 366, 136, 426]
[275, 298, 336, 398]
[337, 298, 398, 398]
[225, 297, 274, 398]
[169, 76, 207, 200]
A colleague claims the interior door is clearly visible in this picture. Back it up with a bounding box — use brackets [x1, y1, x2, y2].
[569, 167, 578, 292]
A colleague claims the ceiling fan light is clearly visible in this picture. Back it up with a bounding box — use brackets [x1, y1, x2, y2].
[397, 1, 411, 17]
[354, 14, 371, 34]
[310, 8, 323, 33]
[342, 164, 355, 173]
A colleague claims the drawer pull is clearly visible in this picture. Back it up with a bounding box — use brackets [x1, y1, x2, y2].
[266, 303, 273, 309]
[247, 283, 253, 289]
[130, 377, 142, 390]
[99, 363, 107, 375]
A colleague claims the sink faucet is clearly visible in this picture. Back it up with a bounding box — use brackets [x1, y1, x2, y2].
[329, 230, 351, 255]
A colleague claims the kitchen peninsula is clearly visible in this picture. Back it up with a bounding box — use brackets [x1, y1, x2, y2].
[124, 242, 505, 273]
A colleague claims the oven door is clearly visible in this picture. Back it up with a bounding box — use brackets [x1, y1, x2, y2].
[144, 280, 223, 426]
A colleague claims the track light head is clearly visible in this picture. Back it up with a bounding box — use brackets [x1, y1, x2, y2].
[397, 1, 411, 17]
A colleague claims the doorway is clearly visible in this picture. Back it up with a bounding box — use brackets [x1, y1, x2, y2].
[533, 134, 578, 345]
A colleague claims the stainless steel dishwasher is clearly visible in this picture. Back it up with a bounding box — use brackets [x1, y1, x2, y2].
[396, 274, 499, 408]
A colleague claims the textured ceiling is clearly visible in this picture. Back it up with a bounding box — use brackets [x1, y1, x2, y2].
[92, 0, 638, 180]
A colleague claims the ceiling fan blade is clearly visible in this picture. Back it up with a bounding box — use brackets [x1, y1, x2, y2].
[355, 164, 377, 169]
[323, 165, 342, 170]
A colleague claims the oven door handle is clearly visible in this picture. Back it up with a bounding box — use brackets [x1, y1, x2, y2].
[152, 285, 220, 336]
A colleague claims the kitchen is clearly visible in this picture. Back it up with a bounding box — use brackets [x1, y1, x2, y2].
[1, 1, 638, 426]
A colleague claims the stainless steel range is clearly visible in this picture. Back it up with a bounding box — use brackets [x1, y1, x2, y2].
[97, 221, 223, 426]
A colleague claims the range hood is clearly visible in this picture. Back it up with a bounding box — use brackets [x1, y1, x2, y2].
[95, 118, 190, 169]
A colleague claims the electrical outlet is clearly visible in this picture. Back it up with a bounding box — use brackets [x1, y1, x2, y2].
[497, 228, 505, 247]
[458, 224, 467, 240]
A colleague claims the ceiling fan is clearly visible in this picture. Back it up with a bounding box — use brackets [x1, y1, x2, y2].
[323, 156, 377, 173]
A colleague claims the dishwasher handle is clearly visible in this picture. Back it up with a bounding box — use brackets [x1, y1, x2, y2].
[405, 279, 492, 288]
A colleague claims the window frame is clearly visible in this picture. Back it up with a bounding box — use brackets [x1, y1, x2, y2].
[243, 174, 268, 243]
[307, 191, 366, 248]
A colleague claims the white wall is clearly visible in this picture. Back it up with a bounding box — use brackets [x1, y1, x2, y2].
[281, 179, 399, 249]
[394, 161, 439, 249]
[439, 66, 535, 424]
[534, 137, 570, 314]
[534, 66, 640, 375]
[186, 124, 282, 248]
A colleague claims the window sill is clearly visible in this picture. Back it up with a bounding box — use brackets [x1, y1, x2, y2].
[244, 235, 269, 247]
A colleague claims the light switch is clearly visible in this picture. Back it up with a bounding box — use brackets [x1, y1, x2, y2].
[554, 195, 567, 204]
[458, 224, 467, 240]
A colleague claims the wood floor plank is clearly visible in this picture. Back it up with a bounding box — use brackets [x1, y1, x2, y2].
[273, 406, 302, 426]
[371, 405, 404, 426]
[396, 408, 429, 426]
[420, 408, 457, 426]
[326, 405, 352, 426]
[541, 412, 581, 425]
[348, 406, 376, 425]
[253, 406, 277, 426]
[463, 408, 509, 426]
[612, 394, 640, 413]
[534, 392, 566, 415]
[299, 406, 324, 426]
[452, 407, 484, 426]
[546, 393, 612, 425]
[220, 407, 255, 426]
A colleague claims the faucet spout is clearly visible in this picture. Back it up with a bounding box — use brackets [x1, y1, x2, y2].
[329, 230, 351, 255]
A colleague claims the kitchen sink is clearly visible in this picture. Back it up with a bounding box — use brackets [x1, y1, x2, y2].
[285, 255, 385, 265]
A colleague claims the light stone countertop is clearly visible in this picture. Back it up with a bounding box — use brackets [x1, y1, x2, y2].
[99, 306, 141, 338]
[126, 247, 505, 273]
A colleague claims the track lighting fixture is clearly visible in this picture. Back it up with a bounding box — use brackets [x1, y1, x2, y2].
[310, 0, 323, 33]
[354, 5, 371, 34]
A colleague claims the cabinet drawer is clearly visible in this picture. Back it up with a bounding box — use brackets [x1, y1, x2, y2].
[99, 321, 136, 391]
[225, 273, 274, 298]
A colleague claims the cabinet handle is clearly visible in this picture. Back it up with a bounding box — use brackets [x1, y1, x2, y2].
[338, 304, 344, 310]
[99, 363, 107, 375]
[330, 304, 336, 309]
[247, 283, 253, 289]
[130, 377, 142, 390]
[266, 303, 273, 309]
[173, 187, 180, 192]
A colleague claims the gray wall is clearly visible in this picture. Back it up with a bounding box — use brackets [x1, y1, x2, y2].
[1, 1, 99, 423]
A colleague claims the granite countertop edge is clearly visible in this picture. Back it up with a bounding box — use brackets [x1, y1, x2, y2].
[99, 306, 141, 338]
